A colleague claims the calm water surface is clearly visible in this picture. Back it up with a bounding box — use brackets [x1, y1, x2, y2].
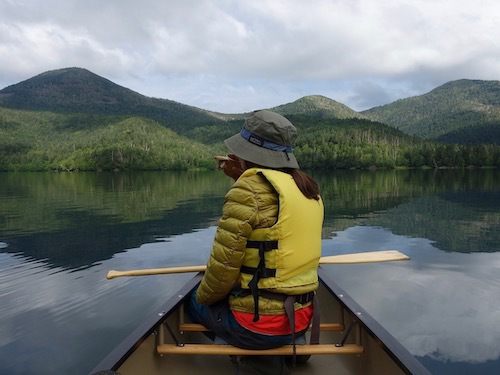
[0, 170, 499, 375]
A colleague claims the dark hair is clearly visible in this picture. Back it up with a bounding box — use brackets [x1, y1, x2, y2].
[282, 168, 320, 200]
[244, 160, 320, 200]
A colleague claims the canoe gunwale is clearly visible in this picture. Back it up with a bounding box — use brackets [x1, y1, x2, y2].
[317, 267, 431, 375]
[90, 269, 431, 375]
[89, 273, 204, 373]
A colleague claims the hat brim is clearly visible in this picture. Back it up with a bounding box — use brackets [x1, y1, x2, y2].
[225, 133, 300, 169]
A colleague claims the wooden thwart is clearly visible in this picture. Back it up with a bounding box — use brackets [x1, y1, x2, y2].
[163, 322, 360, 357]
[157, 343, 364, 356]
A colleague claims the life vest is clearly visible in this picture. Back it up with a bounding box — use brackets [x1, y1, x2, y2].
[238, 168, 324, 320]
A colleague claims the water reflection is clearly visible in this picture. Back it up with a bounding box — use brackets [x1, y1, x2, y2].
[0, 171, 230, 269]
[314, 169, 500, 254]
[0, 169, 499, 375]
[0, 245, 199, 375]
[2, 169, 499, 268]
[322, 226, 500, 369]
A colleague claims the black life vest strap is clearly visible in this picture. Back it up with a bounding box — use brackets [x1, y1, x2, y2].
[240, 266, 276, 277]
[230, 287, 321, 364]
[244, 240, 278, 322]
[309, 293, 320, 345]
[246, 240, 278, 250]
[284, 292, 321, 365]
[284, 296, 297, 362]
[282, 293, 321, 366]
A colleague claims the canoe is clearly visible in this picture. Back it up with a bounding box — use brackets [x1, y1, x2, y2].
[90, 267, 431, 375]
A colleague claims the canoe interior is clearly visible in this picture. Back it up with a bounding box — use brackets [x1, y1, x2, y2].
[90, 268, 430, 375]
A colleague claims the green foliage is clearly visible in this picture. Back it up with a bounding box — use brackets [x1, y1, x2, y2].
[1, 107, 499, 171]
[184, 120, 242, 145]
[363, 79, 500, 143]
[436, 122, 500, 144]
[0, 67, 233, 134]
[0, 108, 215, 171]
[1, 69, 500, 171]
[270, 95, 368, 120]
[289, 116, 500, 169]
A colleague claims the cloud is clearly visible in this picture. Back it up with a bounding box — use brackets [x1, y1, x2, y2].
[1, 0, 499, 112]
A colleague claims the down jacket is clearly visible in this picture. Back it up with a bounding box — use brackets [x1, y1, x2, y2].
[196, 168, 322, 315]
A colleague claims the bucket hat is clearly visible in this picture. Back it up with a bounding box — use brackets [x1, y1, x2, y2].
[224, 110, 300, 169]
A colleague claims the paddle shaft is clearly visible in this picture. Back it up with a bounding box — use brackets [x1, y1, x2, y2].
[106, 250, 409, 279]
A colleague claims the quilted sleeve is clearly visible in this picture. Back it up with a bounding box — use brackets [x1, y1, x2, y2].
[196, 176, 259, 305]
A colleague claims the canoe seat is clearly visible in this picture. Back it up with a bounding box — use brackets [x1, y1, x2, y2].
[179, 322, 344, 332]
[165, 310, 361, 356]
[158, 323, 363, 356]
[157, 343, 364, 356]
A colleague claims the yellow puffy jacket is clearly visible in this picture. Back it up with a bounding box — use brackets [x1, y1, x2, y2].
[196, 168, 324, 315]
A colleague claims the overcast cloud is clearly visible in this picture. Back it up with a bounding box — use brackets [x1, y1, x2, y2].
[1, 0, 499, 113]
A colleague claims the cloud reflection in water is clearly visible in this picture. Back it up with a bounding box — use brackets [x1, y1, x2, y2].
[321, 226, 500, 364]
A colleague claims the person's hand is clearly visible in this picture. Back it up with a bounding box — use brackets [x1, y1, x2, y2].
[215, 154, 243, 180]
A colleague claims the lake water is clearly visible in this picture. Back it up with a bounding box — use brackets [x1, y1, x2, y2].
[0, 169, 499, 375]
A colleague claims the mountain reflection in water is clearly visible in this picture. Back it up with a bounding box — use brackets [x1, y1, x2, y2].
[0, 169, 499, 375]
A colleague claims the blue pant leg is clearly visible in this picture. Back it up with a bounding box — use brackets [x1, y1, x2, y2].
[186, 288, 216, 341]
[185, 288, 298, 349]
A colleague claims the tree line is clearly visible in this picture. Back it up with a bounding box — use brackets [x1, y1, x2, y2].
[0, 111, 499, 171]
[291, 117, 500, 169]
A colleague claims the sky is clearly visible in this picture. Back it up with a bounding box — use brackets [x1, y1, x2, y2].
[1, 0, 499, 114]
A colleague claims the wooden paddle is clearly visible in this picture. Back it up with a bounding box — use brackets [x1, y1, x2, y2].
[106, 250, 409, 280]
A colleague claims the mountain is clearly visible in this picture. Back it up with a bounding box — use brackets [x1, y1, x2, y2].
[0, 67, 232, 133]
[270, 95, 367, 120]
[362, 79, 500, 144]
[0, 68, 384, 172]
[3, 70, 500, 144]
[0, 68, 367, 129]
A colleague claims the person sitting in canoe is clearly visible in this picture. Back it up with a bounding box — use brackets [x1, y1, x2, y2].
[187, 110, 324, 374]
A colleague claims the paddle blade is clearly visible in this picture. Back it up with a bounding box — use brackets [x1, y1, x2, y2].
[319, 250, 409, 264]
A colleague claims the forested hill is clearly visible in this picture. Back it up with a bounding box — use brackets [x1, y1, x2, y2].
[270, 95, 367, 120]
[1, 68, 499, 171]
[0, 68, 368, 135]
[2, 68, 499, 144]
[0, 67, 234, 133]
[362, 79, 500, 144]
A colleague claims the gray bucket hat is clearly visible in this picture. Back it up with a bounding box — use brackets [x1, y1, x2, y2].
[224, 110, 300, 169]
